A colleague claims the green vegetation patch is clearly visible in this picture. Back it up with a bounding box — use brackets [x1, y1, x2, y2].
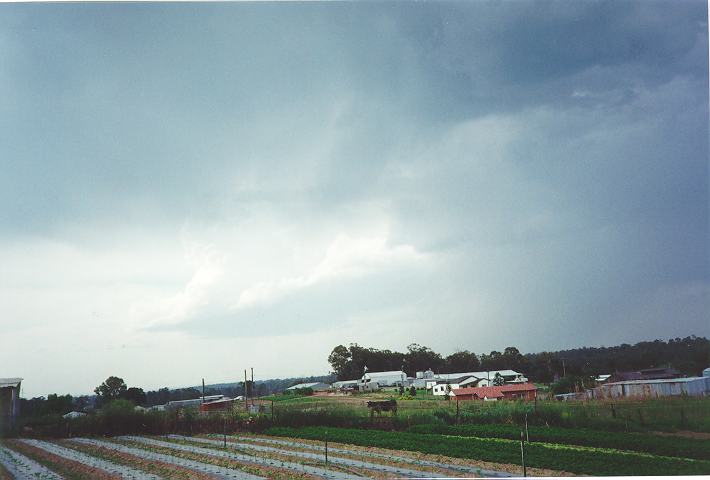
[265, 426, 710, 476]
[408, 424, 710, 461]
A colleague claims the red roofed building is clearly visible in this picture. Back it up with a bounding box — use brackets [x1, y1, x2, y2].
[452, 383, 537, 401]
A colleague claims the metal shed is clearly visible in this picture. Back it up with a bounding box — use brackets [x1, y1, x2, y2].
[599, 377, 710, 398]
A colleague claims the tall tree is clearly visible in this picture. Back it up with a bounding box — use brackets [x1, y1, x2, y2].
[328, 345, 352, 380]
[445, 350, 480, 372]
[404, 343, 445, 375]
[121, 387, 146, 406]
[94, 376, 127, 405]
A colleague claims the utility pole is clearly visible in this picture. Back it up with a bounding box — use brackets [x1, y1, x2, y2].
[202, 378, 205, 404]
[244, 370, 248, 412]
[251, 367, 254, 407]
[520, 431, 526, 477]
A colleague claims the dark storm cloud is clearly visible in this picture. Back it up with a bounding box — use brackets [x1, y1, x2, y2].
[0, 1, 707, 394]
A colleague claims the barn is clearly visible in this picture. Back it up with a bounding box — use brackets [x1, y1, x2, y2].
[0, 378, 22, 432]
[593, 377, 710, 399]
[360, 371, 408, 389]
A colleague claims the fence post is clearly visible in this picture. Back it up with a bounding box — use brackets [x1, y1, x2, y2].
[520, 430, 526, 477]
[610, 403, 616, 418]
[456, 399, 460, 425]
[325, 429, 328, 467]
[680, 407, 686, 428]
[525, 412, 529, 443]
[223, 416, 227, 448]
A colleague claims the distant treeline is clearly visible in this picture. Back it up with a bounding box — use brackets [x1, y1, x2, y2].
[143, 374, 336, 407]
[328, 336, 710, 383]
[20, 375, 336, 417]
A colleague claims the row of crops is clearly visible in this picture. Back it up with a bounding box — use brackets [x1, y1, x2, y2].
[0, 433, 516, 479]
[407, 423, 710, 460]
[264, 426, 710, 476]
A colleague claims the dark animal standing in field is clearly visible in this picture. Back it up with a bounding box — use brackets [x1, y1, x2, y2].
[367, 399, 397, 417]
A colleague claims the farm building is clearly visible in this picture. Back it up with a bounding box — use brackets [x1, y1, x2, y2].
[285, 382, 331, 392]
[0, 378, 22, 431]
[413, 369, 528, 389]
[602, 368, 682, 384]
[431, 376, 480, 396]
[590, 376, 710, 399]
[199, 397, 237, 413]
[332, 380, 359, 390]
[453, 383, 537, 401]
[360, 371, 407, 389]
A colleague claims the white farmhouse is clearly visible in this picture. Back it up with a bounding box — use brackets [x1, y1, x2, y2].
[431, 376, 480, 396]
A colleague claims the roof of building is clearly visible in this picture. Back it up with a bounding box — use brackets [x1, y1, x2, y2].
[286, 382, 330, 390]
[202, 397, 235, 405]
[435, 376, 479, 385]
[63, 411, 87, 418]
[0, 378, 22, 389]
[604, 377, 708, 386]
[437, 370, 523, 380]
[363, 371, 406, 378]
[453, 383, 537, 398]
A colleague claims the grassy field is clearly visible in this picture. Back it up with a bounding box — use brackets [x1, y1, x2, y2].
[268, 393, 710, 432]
[265, 425, 710, 476]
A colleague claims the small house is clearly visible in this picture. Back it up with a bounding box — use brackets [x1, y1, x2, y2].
[453, 383, 537, 402]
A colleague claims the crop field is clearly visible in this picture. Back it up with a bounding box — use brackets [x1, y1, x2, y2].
[0, 433, 543, 479]
[264, 426, 710, 476]
[3, 424, 709, 479]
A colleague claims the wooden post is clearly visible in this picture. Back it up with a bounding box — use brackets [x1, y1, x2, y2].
[525, 412, 529, 443]
[251, 368, 254, 407]
[202, 378, 205, 404]
[325, 430, 328, 466]
[223, 416, 227, 448]
[520, 431, 526, 477]
[271, 400, 274, 424]
[456, 399, 460, 425]
[244, 370, 248, 412]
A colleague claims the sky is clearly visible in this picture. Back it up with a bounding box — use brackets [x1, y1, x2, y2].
[0, 1, 708, 398]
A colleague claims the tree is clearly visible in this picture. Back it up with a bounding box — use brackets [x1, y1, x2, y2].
[404, 343, 444, 375]
[445, 350, 480, 372]
[44, 394, 73, 415]
[492, 372, 505, 386]
[94, 376, 127, 405]
[121, 387, 146, 406]
[328, 345, 352, 380]
[409, 385, 416, 396]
